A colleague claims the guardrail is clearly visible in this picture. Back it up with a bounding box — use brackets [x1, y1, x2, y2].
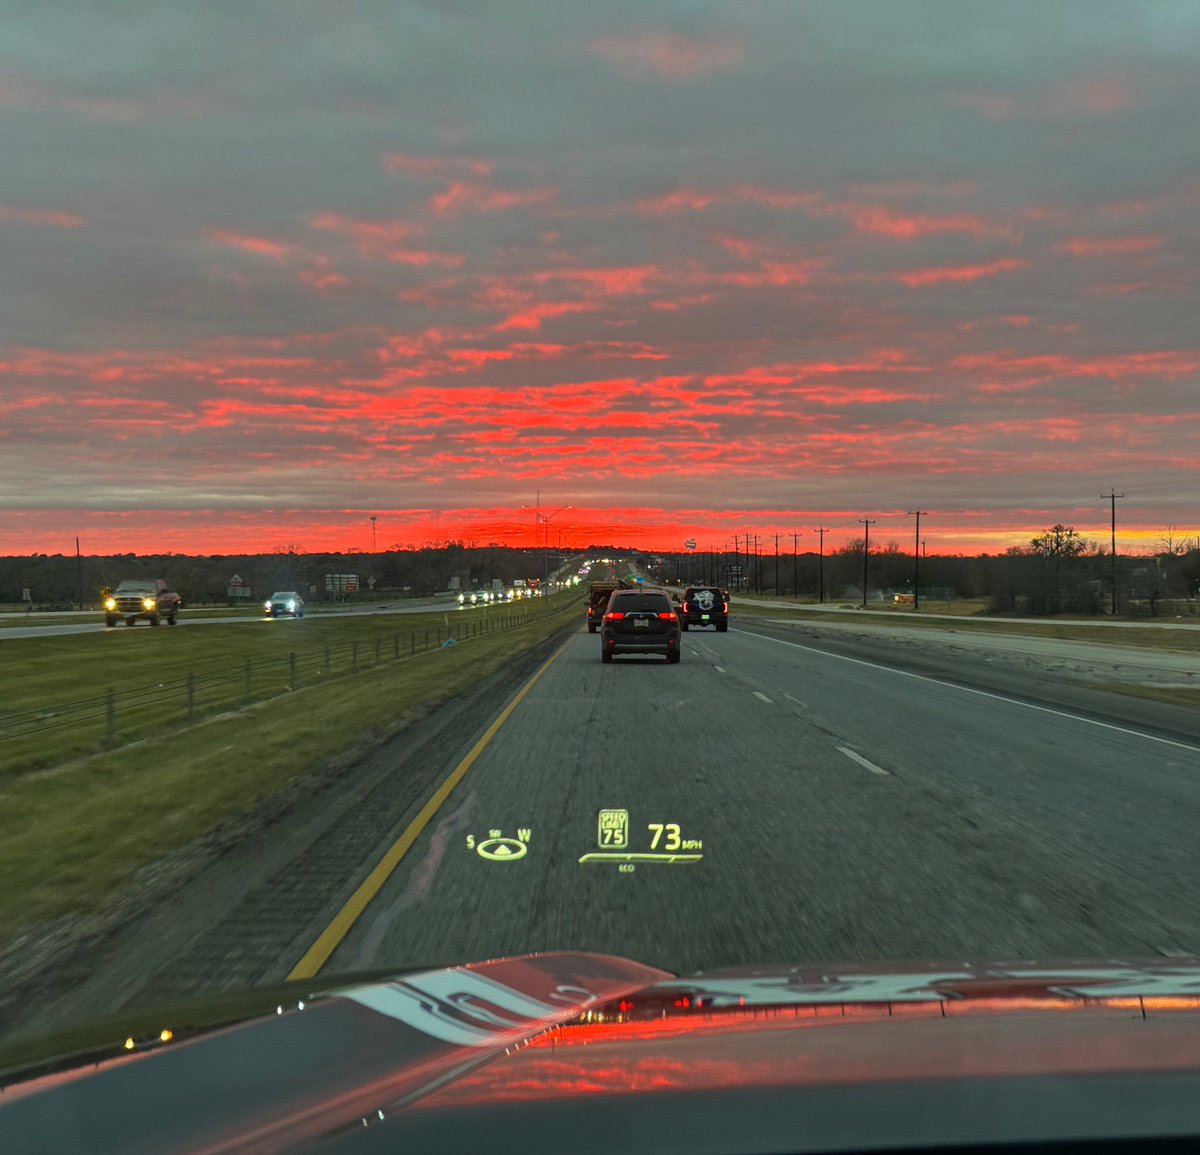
[1, 600, 581, 773]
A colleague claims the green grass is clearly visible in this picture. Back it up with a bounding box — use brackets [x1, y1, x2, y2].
[0, 602, 554, 775]
[0, 595, 582, 940]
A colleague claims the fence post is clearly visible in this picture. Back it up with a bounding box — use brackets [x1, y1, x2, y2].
[106, 687, 115, 742]
[289, 652, 297, 690]
[244, 657, 252, 702]
[187, 672, 196, 720]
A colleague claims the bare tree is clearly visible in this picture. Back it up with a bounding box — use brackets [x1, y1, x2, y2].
[1158, 525, 1188, 558]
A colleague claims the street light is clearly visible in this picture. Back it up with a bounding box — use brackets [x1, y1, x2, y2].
[522, 493, 571, 592]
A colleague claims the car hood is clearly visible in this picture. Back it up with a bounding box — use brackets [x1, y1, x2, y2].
[3, 952, 1200, 1154]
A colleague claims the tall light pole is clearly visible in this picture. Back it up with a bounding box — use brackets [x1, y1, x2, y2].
[370, 515, 377, 553]
[908, 510, 926, 610]
[859, 518, 876, 607]
[1102, 491, 1123, 615]
[792, 532, 801, 598]
[540, 504, 571, 590]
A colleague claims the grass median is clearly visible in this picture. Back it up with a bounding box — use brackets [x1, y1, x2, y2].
[0, 595, 581, 940]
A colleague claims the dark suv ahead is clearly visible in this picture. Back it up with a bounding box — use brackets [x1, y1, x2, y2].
[600, 588, 681, 664]
[680, 586, 728, 631]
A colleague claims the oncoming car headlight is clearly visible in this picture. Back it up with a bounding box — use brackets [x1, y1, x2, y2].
[104, 597, 116, 611]
[142, 598, 156, 610]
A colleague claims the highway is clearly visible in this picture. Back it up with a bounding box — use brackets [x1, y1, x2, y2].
[0, 596, 508, 640]
[323, 619, 1200, 973]
[9, 612, 1199, 1039]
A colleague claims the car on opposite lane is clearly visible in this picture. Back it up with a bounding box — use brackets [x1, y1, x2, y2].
[264, 591, 304, 618]
[599, 587, 681, 664]
[104, 579, 181, 627]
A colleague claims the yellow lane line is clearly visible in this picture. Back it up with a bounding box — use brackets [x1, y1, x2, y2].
[287, 635, 574, 980]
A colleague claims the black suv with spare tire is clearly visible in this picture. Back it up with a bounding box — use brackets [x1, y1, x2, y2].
[679, 586, 728, 631]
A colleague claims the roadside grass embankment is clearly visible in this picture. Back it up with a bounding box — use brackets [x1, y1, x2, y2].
[731, 596, 1200, 710]
[0, 594, 581, 940]
[731, 595, 1200, 650]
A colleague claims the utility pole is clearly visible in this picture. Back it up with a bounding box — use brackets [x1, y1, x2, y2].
[859, 518, 876, 607]
[76, 536, 83, 611]
[774, 533, 779, 596]
[1102, 491, 1124, 615]
[792, 533, 800, 598]
[814, 527, 828, 603]
[908, 510, 926, 610]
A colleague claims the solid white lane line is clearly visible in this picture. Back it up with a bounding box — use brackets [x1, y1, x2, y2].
[753, 691, 774, 704]
[735, 627, 1200, 754]
[838, 746, 890, 776]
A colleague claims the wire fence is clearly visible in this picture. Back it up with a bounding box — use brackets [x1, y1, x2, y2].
[1, 606, 557, 771]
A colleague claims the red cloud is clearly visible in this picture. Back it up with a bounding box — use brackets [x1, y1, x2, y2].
[836, 203, 1017, 241]
[1053, 235, 1164, 256]
[0, 204, 86, 228]
[430, 180, 558, 217]
[494, 302, 596, 332]
[894, 258, 1027, 287]
[641, 185, 1016, 240]
[207, 229, 291, 264]
[590, 32, 745, 79]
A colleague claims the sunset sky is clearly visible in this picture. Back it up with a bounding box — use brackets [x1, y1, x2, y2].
[1, 2, 1197, 556]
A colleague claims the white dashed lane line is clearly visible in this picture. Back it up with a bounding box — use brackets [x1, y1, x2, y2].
[837, 746, 890, 777]
[753, 691, 774, 704]
[714, 665, 726, 674]
[784, 693, 807, 708]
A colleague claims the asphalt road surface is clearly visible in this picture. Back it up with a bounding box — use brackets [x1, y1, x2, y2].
[7, 616, 1200, 1039]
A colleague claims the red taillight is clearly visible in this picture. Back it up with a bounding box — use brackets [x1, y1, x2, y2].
[658, 611, 677, 620]
[723, 602, 729, 613]
[604, 611, 625, 620]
